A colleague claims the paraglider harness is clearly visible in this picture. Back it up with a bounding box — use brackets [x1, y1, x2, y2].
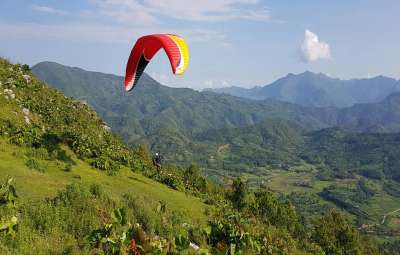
[153, 152, 162, 172]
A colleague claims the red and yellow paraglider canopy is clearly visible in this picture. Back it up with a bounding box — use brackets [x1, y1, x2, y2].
[124, 34, 189, 92]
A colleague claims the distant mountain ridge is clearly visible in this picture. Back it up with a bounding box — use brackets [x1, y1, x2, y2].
[207, 71, 400, 108]
[32, 61, 400, 165]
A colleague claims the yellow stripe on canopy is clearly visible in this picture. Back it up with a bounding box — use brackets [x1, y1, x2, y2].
[168, 34, 189, 75]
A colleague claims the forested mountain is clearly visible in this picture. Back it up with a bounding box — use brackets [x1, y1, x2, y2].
[208, 71, 400, 108]
[32, 62, 400, 165]
[336, 92, 400, 132]
[31, 62, 330, 145]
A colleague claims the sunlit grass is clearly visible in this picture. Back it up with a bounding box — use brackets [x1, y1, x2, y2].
[0, 138, 208, 224]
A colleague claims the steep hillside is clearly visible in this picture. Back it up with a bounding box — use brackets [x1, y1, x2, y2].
[209, 71, 400, 108]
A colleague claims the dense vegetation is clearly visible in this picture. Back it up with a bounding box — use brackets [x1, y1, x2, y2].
[2, 58, 397, 253]
[301, 128, 400, 182]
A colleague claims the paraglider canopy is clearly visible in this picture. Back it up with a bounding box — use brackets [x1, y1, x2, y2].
[124, 34, 189, 92]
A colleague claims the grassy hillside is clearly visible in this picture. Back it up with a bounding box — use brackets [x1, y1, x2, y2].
[2, 58, 393, 254]
[0, 138, 206, 220]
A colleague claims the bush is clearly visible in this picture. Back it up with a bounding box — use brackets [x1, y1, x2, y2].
[17, 183, 102, 253]
[89, 183, 102, 198]
[228, 177, 248, 210]
[253, 190, 299, 234]
[25, 158, 46, 172]
[9, 127, 43, 147]
[312, 210, 362, 255]
[123, 193, 159, 234]
[25, 147, 49, 160]
[184, 164, 208, 194]
[0, 178, 18, 208]
[159, 173, 184, 191]
[91, 156, 120, 173]
[64, 163, 72, 172]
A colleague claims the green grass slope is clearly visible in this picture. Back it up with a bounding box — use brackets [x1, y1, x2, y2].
[0, 138, 207, 221]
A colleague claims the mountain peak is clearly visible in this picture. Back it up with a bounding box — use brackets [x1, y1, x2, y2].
[296, 71, 332, 79]
[300, 70, 314, 75]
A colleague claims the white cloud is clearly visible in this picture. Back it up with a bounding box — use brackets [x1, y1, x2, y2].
[90, 0, 270, 25]
[300, 30, 331, 63]
[32, 5, 67, 15]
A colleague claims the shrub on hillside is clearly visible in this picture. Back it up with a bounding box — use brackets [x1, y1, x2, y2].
[91, 156, 120, 174]
[25, 147, 49, 160]
[252, 190, 299, 234]
[312, 210, 362, 255]
[157, 171, 185, 191]
[0, 178, 18, 208]
[25, 158, 46, 172]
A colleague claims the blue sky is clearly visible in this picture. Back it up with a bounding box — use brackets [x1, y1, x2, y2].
[0, 0, 399, 89]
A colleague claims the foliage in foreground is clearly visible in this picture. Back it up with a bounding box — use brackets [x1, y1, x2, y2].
[1, 175, 386, 255]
